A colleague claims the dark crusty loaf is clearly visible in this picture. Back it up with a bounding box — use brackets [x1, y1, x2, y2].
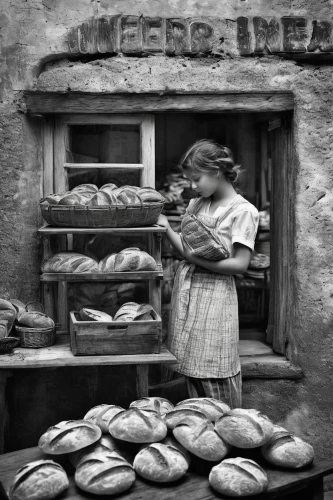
[17, 311, 54, 329]
[130, 397, 174, 417]
[261, 425, 314, 468]
[9, 459, 69, 500]
[209, 457, 268, 497]
[41, 252, 99, 273]
[75, 451, 135, 495]
[215, 408, 274, 448]
[175, 398, 230, 422]
[133, 441, 189, 482]
[109, 408, 167, 443]
[69, 435, 121, 468]
[38, 420, 101, 454]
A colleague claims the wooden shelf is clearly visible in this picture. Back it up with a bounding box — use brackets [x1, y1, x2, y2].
[41, 271, 164, 282]
[64, 163, 144, 170]
[38, 225, 167, 234]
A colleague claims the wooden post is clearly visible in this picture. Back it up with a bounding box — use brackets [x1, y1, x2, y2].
[0, 371, 12, 454]
[136, 365, 149, 397]
[141, 115, 155, 187]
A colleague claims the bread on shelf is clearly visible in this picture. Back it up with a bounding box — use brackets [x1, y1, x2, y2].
[41, 252, 99, 273]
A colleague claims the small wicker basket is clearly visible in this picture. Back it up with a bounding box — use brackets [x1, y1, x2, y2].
[0, 337, 20, 354]
[16, 325, 56, 348]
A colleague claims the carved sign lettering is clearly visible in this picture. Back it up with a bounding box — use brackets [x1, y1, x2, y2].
[67, 15, 333, 59]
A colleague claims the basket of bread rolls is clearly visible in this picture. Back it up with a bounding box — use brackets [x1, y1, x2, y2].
[40, 183, 165, 227]
[7, 397, 315, 499]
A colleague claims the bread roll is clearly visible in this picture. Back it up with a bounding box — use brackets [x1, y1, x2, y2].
[84, 404, 110, 424]
[17, 311, 54, 329]
[99, 183, 118, 196]
[164, 407, 208, 430]
[261, 426, 314, 468]
[41, 252, 98, 273]
[40, 192, 70, 205]
[58, 192, 91, 205]
[89, 191, 117, 206]
[79, 308, 112, 322]
[130, 397, 174, 417]
[134, 441, 189, 482]
[75, 451, 135, 495]
[209, 457, 268, 497]
[114, 302, 154, 322]
[38, 420, 101, 454]
[109, 408, 167, 443]
[176, 398, 230, 422]
[72, 183, 98, 194]
[115, 248, 157, 272]
[137, 187, 165, 203]
[122, 185, 140, 192]
[172, 412, 231, 461]
[0, 298, 16, 333]
[215, 408, 274, 448]
[9, 460, 69, 500]
[98, 253, 117, 272]
[69, 435, 120, 468]
[113, 187, 142, 205]
[95, 405, 126, 432]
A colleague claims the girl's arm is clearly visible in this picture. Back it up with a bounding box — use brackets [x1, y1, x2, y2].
[181, 236, 251, 275]
[157, 214, 184, 257]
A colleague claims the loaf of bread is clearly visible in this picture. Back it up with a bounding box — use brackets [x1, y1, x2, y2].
[133, 441, 189, 482]
[69, 434, 121, 468]
[40, 192, 70, 205]
[98, 253, 117, 272]
[176, 398, 230, 422]
[99, 183, 118, 196]
[172, 410, 231, 461]
[84, 404, 110, 424]
[75, 451, 135, 495]
[10, 299, 26, 317]
[72, 183, 98, 194]
[215, 408, 274, 448]
[95, 405, 126, 432]
[209, 457, 268, 497]
[112, 187, 142, 205]
[58, 192, 92, 205]
[109, 408, 167, 443]
[79, 308, 112, 322]
[115, 248, 157, 272]
[130, 397, 174, 417]
[89, 191, 117, 206]
[137, 187, 165, 203]
[0, 320, 8, 339]
[17, 311, 54, 329]
[38, 420, 101, 454]
[9, 460, 69, 500]
[0, 299, 16, 333]
[41, 252, 99, 273]
[261, 425, 314, 468]
[164, 407, 208, 430]
[114, 302, 154, 322]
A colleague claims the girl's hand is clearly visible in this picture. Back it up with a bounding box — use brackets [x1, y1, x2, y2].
[157, 214, 170, 230]
[180, 234, 196, 263]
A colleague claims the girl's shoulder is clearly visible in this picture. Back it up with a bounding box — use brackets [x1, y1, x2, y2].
[186, 196, 205, 213]
[232, 195, 259, 217]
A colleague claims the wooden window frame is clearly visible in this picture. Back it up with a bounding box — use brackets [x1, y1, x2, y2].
[29, 91, 295, 355]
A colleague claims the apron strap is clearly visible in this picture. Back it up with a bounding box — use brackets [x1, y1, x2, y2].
[215, 197, 249, 225]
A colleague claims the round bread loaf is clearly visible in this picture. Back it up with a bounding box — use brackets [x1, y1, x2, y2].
[261, 426, 314, 469]
[113, 187, 142, 205]
[40, 193, 69, 205]
[0, 299, 16, 333]
[114, 302, 154, 322]
[95, 405, 125, 432]
[115, 248, 157, 272]
[160, 435, 191, 462]
[38, 420, 101, 454]
[176, 398, 230, 422]
[109, 408, 167, 443]
[99, 183, 118, 196]
[84, 404, 110, 424]
[41, 252, 99, 273]
[137, 187, 165, 203]
[172, 412, 231, 461]
[79, 308, 112, 322]
[98, 253, 117, 272]
[133, 441, 189, 482]
[164, 407, 208, 430]
[209, 457, 268, 497]
[89, 191, 117, 206]
[72, 184, 98, 194]
[58, 192, 92, 205]
[75, 451, 135, 495]
[17, 311, 54, 329]
[9, 459, 69, 500]
[215, 408, 274, 448]
[69, 435, 120, 468]
[0, 320, 8, 338]
[130, 397, 174, 417]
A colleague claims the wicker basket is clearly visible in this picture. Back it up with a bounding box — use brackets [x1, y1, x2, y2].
[40, 202, 165, 228]
[0, 337, 20, 354]
[16, 325, 56, 348]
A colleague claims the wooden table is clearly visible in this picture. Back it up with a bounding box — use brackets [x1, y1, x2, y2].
[0, 335, 176, 453]
[0, 446, 332, 499]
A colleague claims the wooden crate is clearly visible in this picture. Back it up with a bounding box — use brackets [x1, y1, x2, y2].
[69, 311, 162, 356]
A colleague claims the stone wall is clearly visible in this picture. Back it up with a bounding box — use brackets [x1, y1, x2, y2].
[1, 1, 333, 481]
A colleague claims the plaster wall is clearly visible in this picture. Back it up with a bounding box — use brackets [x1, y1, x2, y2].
[0, 0, 333, 473]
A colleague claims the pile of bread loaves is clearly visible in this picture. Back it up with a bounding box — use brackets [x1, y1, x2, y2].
[0, 298, 54, 339]
[41, 248, 158, 273]
[9, 397, 315, 499]
[78, 302, 155, 322]
[40, 183, 165, 206]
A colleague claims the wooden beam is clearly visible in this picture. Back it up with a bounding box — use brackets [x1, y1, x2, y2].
[64, 163, 144, 169]
[241, 355, 303, 379]
[23, 92, 294, 114]
[38, 225, 167, 234]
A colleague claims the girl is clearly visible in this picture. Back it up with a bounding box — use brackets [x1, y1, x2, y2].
[157, 139, 259, 408]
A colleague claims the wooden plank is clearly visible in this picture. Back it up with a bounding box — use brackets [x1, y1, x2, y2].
[53, 116, 67, 192]
[0, 336, 176, 368]
[64, 163, 144, 169]
[40, 271, 164, 281]
[62, 114, 147, 125]
[57, 281, 68, 332]
[24, 92, 295, 114]
[38, 225, 167, 234]
[241, 355, 303, 379]
[136, 365, 149, 397]
[0, 371, 12, 454]
[141, 115, 155, 187]
[42, 116, 54, 197]
[239, 339, 273, 357]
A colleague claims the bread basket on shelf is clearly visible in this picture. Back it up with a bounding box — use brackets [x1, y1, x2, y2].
[15, 325, 56, 348]
[39, 202, 165, 228]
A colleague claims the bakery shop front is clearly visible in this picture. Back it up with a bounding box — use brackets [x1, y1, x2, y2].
[0, 0, 333, 495]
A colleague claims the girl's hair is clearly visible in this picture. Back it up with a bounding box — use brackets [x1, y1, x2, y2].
[179, 139, 242, 184]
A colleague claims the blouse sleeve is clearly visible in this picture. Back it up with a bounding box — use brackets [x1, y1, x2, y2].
[231, 207, 259, 251]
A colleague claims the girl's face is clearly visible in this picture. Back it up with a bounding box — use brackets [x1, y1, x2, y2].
[184, 170, 220, 198]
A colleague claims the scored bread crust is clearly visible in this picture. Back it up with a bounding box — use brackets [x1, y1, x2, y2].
[130, 397, 174, 417]
[41, 252, 98, 273]
[109, 408, 167, 443]
[175, 398, 230, 422]
[209, 457, 268, 497]
[69, 435, 120, 468]
[38, 420, 101, 454]
[261, 427, 314, 468]
[215, 409, 274, 448]
[9, 460, 69, 500]
[115, 248, 157, 272]
[95, 405, 126, 433]
[133, 442, 189, 482]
